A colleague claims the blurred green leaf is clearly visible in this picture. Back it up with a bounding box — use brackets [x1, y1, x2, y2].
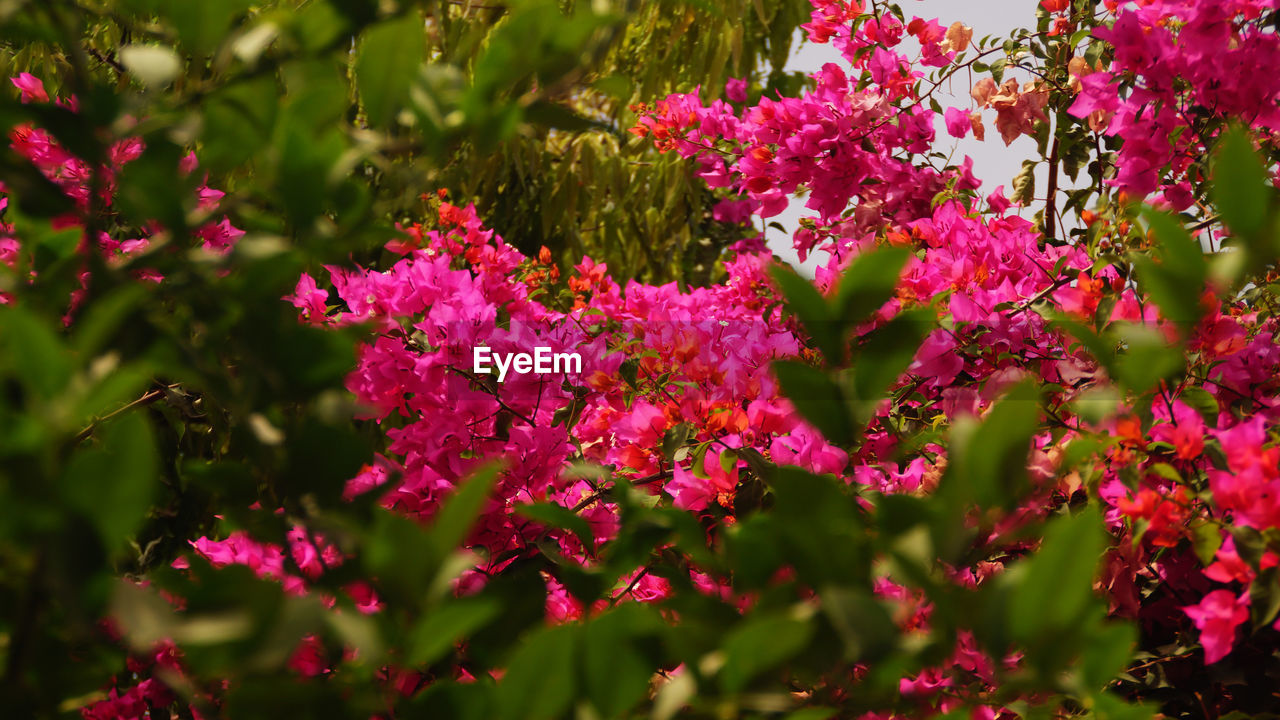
[497, 623, 579, 720]
[946, 379, 1041, 513]
[719, 608, 814, 693]
[134, 0, 254, 56]
[1134, 208, 1205, 332]
[1213, 126, 1271, 241]
[0, 306, 72, 401]
[429, 461, 502, 555]
[408, 596, 502, 666]
[773, 360, 854, 446]
[516, 501, 596, 551]
[834, 246, 908, 328]
[584, 604, 662, 716]
[1009, 506, 1106, 646]
[770, 263, 841, 363]
[849, 307, 933, 424]
[356, 13, 426, 128]
[63, 412, 158, 549]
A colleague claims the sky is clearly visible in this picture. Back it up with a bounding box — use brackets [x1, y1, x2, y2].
[767, 0, 1076, 273]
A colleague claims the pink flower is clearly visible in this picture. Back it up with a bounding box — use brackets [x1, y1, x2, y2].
[285, 273, 331, 325]
[1183, 589, 1249, 664]
[1150, 399, 1206, 460]
[11, 73, 48, 103]
[725, 77, 748, 103]
[943, 107, 970, 138]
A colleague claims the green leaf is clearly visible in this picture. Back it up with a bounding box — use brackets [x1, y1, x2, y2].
[1212, 126, 1271, 240]
[1091, 693, 1157, 720]
[661, 421, 694, 461]
[947, 379, 1041, 512]
[1011, 159, 1037, 206]
[365, 510, 436, 606]
[1178, 387, 1219, 427]
[115, 137, 189, 236]
[1113, 324, 1184, 393]
[1250, 566, 1280, 630]
[772, 360, 854, 446]
[770, 263, 841, 363]
[497, 623, 579, 720]
[356, 13, 426, 128]
[819, 587, 895, 662]
[1010, 506, 1106, 644]
[719, 608, 814, 693]
[523, 100, 611, 134]
[277, 125, 344, 230]
[726, 514, 783, 590]
[1134, 208, 1205, 332]
[407, 597, 502, 666]
[583, 604, 661, 717]
[73, 285, 148, 358]
[139, 0, 254, 56]
[848, 308, 933, 424]
[833, 246, 909, 327]
[280, 419, 370, 504]
[769, 467, 867, 585]
[515, 502, 595, 551]
[410, 681, 495, 720]
[1190, 520, 1223, 567]
[1079, 621, 1136, 692]
[62, 412, 158, 549]
[201, 76, 279, 173]
[429, 462, 502, 555]
[0, 145, 75, 217]
[0, 306, 72, 401]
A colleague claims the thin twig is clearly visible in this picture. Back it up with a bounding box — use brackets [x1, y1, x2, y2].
[446, 365, 538, 428]
[571, 470, 673, 512]
[73, 384, 178, 444]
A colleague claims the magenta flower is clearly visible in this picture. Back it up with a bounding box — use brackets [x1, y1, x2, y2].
[943, 107, 970, 138]
[11, 72, 48, 103]
[1183, 590, 1249, 664]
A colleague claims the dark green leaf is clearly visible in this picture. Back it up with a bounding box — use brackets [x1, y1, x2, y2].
[849, 308, 933, 424]
[408, 597, 502, 666]
[63, 412, 158, 549]
[719, 609, 814, 693]
[584, 604, 662, 717]
[772, 360, 854, 446]
[1010, 505, 1106, 643]
[0, 306, 72, 401]
[429, 461, 502, 555]
[497, 623, 578, 720]
[946, 379, 1041, 512]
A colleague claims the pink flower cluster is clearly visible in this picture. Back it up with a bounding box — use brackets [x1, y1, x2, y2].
[1067, 0, 1280, 206]
[630, 4, 981, 263]
[1, 74, 243, 315]
[11, 0, 1279, 713]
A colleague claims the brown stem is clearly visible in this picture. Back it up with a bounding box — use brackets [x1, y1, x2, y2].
[1045, 133, 1060, 242]
[446, 366, 538, 428]
[571, 470, 673, 513]
[72, 384, 176, 445]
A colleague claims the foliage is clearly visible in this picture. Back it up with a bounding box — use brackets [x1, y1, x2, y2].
[0, 0, 814, 284]
[2, 1, 1280, 720]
